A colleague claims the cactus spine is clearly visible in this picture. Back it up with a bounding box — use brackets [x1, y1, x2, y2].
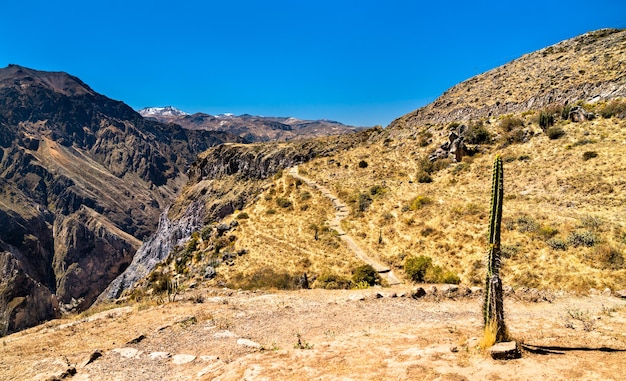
[483, 155, 507, 344]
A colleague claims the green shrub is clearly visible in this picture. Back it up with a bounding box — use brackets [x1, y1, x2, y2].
[516, 216, 538, 233]
[275, 197, 293, 209]
[600, 100, 626, 119]
[369, 185, 387, 196]
[300, 191, 312, 201]
[358, 160, 368, 168]
[408, 195, 433, 211]
[582, 151, 598, 161]
[547, 238, 568, 251]
[567, 230, 598, 247]
[266, 208, 277, 215]
[546, 127, 565, 139]
[351, 264, 382, 286]
[441, 270, 461, 285]
[417, 172, 433, 183]
[537, 225, 559, 240]
[273, 170, 283, 180]
[499, 116, 524, 132]
[404, 255, 432, 282]
[465, 122, 491, 144]
[236, 212, 249, 219]
[357, 192, 372, 212]
[315, 272, 353, 289]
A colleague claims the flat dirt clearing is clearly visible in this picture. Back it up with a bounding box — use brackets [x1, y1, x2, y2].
[1, 286, 625, 380]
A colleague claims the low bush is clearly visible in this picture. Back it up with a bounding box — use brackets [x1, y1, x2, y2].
[315, 272, 353, 289]
[275, 197, 293, 209]
[465, 121, 491, 144]
[236, 212, 249, 219]
[547, 237, 568, 251]
[499, 116, 524, 132]
[599, 99, 626, 119]
[582, 151, 598, 161]
[417, 172, 433, 183]
[546, 126, 565, 139]
[358, 160, 368, 168]
[567, 230, 599, 248]
[408, 195, 433, 211]
[404, 255, 432, 282]
[351, 264, 382, 286]
[404, 255, 460, 284]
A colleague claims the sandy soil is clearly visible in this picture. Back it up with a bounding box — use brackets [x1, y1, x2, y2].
[1, 286, 625, 381]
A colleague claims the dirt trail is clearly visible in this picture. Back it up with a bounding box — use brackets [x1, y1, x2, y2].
[288, 166, 402, 285]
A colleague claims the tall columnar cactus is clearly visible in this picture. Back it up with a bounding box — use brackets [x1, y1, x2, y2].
[483, 155, 507, 344]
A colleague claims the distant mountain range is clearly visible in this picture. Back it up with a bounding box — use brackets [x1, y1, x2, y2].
[139, 107, 365, 142]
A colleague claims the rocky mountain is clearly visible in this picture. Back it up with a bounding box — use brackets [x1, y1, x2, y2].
[0, 65, 244, 335]
[390, 28, 626, 129]
[138, 106, 188, 117]
[139, 108, 365, 142]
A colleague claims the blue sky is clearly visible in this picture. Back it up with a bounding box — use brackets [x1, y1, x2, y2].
[1, 1, 625, 126]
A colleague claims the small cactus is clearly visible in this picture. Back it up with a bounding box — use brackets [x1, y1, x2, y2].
[483, 155, 507, 345]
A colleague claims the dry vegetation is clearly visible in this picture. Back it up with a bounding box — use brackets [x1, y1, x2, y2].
[296, 103, 626, 293]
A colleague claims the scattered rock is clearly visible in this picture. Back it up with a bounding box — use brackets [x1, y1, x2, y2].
[503, 285, 514, 296]
[569, 106, 596, 122]
[488, 341, 521, 360]
[426, 286, 438, 295]
[172, 354, 196, 365]
[589, 288, 600, 296]
[441, 285, 459, 296]
[615, 290, 626, 299]
[149, 352, 171, 360]
[214, 330, 237, 338]
[204, 266, 217, 280]
[603, 288, 613, 297]
[200, 355, 220, 362]
[111, 347, 141, 359]
[374, 292, 384, 299]
[470, 287, 483, 295]
[411, 287, 426, 299]
[79, 350, 103, 368]
[126, 334, 146, 345]
[237, 338, 262, 349]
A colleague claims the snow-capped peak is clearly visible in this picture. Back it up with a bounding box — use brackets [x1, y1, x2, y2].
[138, 106, 189, 117]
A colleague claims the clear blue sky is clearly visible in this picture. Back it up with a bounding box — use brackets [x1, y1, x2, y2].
[1, 1, 625, 126]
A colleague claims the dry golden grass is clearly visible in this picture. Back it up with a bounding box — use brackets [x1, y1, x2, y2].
[292, 111, 626, 293]
[206, 173, 361, 289]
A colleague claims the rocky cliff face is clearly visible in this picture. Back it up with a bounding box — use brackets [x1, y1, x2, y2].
[390, 29, 626, 129]
[0, 65, 242, 335]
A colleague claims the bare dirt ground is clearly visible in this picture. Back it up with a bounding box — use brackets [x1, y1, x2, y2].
[1, 286, 625, 381]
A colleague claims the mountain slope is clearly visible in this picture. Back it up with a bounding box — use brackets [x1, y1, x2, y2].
[113, 29, 626, 302]
[0, 65, 243, 335]
[390, 28, 626, 129]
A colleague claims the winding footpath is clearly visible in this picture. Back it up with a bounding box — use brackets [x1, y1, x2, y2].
[289, 166, 402, 285]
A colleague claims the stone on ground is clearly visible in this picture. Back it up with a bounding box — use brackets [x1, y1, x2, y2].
[488, 341, 521, 360]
